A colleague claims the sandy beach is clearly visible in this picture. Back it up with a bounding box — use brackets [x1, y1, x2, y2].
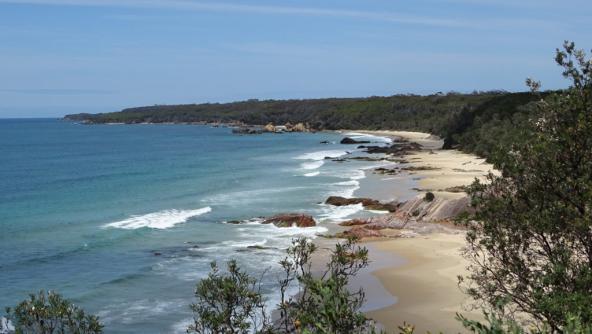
[347, 130, 495, 333]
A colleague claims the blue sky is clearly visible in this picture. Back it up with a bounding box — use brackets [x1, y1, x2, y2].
[0, 0, 590, 117]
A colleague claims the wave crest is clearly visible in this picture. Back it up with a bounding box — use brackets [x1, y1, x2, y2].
[295, 150, 349, 161]
[104, 207, 212, 230]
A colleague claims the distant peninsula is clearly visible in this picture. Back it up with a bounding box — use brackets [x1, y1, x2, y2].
[65, 91, 546, 158]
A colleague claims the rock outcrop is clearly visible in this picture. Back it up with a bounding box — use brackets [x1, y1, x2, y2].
[338, 219, 369, 226]
[325, 196, 379, 207]
[232, 127, 263, 134]
[340, 137, 370, 144]
[262, 213, 316, 228]
[394, 193, 471, 222]
[325, 196, 400, 212]
[364, 141, 422, 155]
[292, 122, 308, 132]
[263, 123, 276, 132]
[338, 226, 384, 238]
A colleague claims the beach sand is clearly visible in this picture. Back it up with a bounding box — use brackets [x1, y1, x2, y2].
[365, 234, 479, 333]
[347, 130, 494, 333]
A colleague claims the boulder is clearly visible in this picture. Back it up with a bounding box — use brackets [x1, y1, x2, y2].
[339, 226, 384, 239]
[262, 213, 316, 228]
[292, 122, 308, 132]
[340, 137, 370, 144]
[394, 194, 471, 222]
[232, 127, 263, 135]
[365, 201, 401, 212]
[374, 167, 400, 175]
[325, 196, 380, 207]
[364, 141, 423, 155]
[226, 220, 241, 224]
[263, 123, 276, 132]
[339, 219, 369, 226]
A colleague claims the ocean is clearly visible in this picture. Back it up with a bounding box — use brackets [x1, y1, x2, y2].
[0, 119, 391, 333]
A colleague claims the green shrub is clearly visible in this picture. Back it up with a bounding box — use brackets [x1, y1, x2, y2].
[188, 260, 271, 334]
[459, 41, 592, 331]
[3, 291, 102, 334]
[189, 237, 382, 334]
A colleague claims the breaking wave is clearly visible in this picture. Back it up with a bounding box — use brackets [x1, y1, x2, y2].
[104, 207, 212, 230]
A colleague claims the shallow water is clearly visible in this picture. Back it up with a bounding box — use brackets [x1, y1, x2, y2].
[0, 120, 392, 333]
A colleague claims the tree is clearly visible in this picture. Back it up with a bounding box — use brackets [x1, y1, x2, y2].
[459, 41, 592, 331]
[3, 291, 102, 334]
[188, 260, 271, 334]
[188, 237, 380, 334]
[277, 237, 376, 334]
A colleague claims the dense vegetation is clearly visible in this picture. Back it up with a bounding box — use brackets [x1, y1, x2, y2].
[64, 91, 545, 158]
[2, 291, 102, 334]
[459, 41, 592, 332]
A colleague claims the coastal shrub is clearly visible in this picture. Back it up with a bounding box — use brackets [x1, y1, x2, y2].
[2, 291, 103, 334]
[189, 237, 381, 334]
[188, 260, 272, 334]
[457, 311, 592, 334]
[423, 192, 435, 202]
[277, 237, 376, 334]
[459, 41, 592, 331]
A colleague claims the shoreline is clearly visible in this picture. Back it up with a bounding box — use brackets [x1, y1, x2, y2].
[343, 130, 495, 333]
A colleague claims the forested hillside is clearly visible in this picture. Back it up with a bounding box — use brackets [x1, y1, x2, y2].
[65, 91, 547, 158]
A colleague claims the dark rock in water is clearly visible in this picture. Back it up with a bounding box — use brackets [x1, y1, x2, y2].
[153, 252, 162, 256]
[247, 245, 268, 250]
[226, 220, 241, 224]
[348, 156, 383, 162]
[325, 196, 380, 207]
[374, 167, 400, 175]
[340, 137, 370, 144]
[262, 213, 316, 228]
[232, 127, 263, 135]
[325, 196, 400, 212]
[320, 140, 330, 144]
[235, 245, 275, 252]
[364, 141, 422, 155]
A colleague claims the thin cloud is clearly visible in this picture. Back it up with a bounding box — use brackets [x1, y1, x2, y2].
[0, 0, 473, 28]
[0, 88, 115, 95]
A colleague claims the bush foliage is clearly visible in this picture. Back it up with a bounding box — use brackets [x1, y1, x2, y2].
[459, 41, 592, 332]
[2, 291, 102, 334]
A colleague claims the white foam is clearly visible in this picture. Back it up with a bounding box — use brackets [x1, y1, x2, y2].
[304, 171, 320, 177]
[319, 203, 364, 223]
[326, 168, 366, 181]
[300, 160, 324, 170]
[295, 150, 349, 161]
[336, 180, 359, 187]
[104, 207, 212, 230]
[171, 318, 193, 334]
[330, 178, 361, 198]
[198, 239, 269, 252]
[203, 187, 307, 204]
[343, 132, 393, 144]
[98, 299, 183, 325]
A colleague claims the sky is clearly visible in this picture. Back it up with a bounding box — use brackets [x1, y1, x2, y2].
[0, 0, 590, 118]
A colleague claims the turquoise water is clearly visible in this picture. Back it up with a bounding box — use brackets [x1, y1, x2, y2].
[0, 119, 388, 333]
